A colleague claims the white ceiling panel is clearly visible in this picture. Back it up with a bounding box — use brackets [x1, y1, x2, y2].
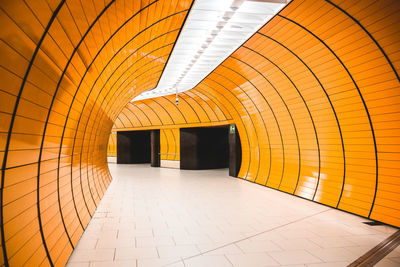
[133, 0, 289, 101]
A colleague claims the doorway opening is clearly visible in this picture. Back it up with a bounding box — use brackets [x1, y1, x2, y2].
[116, 130, 160, 166]
[114, 125, 241, 177]
[180, 125, 241, 176]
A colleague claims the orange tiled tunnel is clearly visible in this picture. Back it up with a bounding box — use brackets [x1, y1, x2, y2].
[0, 0, 194, 265]
[0, 0, 399, 265]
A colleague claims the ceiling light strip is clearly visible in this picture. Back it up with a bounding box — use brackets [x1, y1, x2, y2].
[133, 0, 289, 101]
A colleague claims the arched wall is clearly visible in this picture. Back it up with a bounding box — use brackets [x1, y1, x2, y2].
[0, 0, 193, 265]
[1, 0, 399, 265]
[116, 0, 400, 228]
[108, 93, 234, 162]
[113, 92, 233, 130]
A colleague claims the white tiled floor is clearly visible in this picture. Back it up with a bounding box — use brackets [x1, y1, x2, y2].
[67, 164, 400, 267]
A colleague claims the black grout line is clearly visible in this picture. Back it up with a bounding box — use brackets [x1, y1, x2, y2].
[278, 14, 379, 219]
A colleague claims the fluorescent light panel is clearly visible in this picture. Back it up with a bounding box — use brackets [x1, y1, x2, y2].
[133, 0, 289, 101]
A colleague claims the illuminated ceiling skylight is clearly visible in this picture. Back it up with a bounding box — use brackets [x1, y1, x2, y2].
[133, 0, 289, 101]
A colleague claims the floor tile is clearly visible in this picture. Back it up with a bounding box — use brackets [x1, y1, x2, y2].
[136, 236, 175, 247]
[307, 236, 358, 248]
[137, 258, 181, 267]
[89, 260, 136, 267]
[272, 238, 321, 252]
[236, 239, 282, 253]
[115, 247, 158, 260]
[97, 237, 134, 249]
[199, 243, 243, 255]
[268, 250, 322, 265]
[227, 253, 279, 267]
[184, 255, 233, 267]
[388, 256, 400, 263]
[165, 262, 185, 267]
[157, 245, 200, 258]
[307, 247, 357, 262]
[68, 249, 115, 263]
[66, 164, 398, 266]
[306, 262, 349, 267]
[375, 258, 400, 267]
[75, 238, 98, 250]
[67, 263, 90, 267]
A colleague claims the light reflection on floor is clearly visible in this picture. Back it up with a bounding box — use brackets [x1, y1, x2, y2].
[67, 164, 399, 267]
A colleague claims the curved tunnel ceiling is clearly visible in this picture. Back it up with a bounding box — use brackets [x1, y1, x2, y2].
[134, 0, 289, 100]
[0, 0, 399, 266]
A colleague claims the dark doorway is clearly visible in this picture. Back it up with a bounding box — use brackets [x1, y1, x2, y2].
[117, 130, 159, 165]
[180, 126, 229, 170]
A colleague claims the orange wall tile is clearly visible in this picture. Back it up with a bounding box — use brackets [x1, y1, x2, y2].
[0, 0, 193, 265]
[1, 0, 399, 265]
[114, 0, 400, 228]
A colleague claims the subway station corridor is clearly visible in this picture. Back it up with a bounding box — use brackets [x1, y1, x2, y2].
[67, 164, 399, 267]
[1, 0, 400, 265]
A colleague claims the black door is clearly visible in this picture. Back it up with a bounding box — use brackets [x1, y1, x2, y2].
[117, 130, 151, 164]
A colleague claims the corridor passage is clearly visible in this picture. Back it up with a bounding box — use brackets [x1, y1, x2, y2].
[67, 164, 399, 267]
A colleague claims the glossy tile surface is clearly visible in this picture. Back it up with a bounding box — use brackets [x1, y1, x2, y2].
[0, 0, 193, 265]
[3, 0, 399, 265]
[67, 164, 399, 266]
[113, 0, 400, 228]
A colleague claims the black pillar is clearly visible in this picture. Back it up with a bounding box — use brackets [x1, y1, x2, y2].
[228, 124, 242, 177]
[151, 130, 160, 167]
[180, 128, 198, 169]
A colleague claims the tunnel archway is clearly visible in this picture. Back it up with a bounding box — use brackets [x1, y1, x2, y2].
[1, 0, 399, 265]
